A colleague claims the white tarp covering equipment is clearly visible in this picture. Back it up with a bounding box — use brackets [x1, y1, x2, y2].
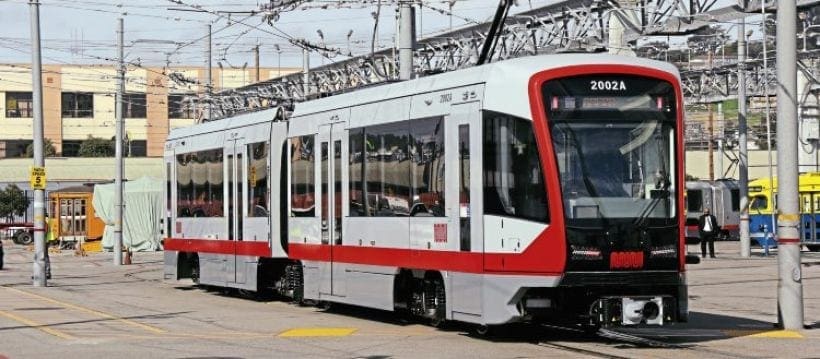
[92, 176, 163, 251]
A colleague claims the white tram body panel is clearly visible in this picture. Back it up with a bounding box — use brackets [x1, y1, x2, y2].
[165, 54, 687, 327]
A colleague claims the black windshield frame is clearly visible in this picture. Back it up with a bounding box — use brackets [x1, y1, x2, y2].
[543, 75, 678, 227]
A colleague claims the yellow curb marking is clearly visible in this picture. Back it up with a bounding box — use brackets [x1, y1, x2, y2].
[749, 330, 804, 339]
[2, 286, 166, 334]
[0, 310, 75, 340]
[279, 327, 357, 337]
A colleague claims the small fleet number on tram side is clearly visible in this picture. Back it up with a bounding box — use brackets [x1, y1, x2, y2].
[590, 80, 627, 91]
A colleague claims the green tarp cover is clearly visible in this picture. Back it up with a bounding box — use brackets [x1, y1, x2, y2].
[92, 176, 163, 252]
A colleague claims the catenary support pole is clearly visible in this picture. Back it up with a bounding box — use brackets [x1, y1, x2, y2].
[398, 0, 416, 80]
[738, 17, 751, 257]
[205, 24, 212, 121]
[254, 43, 260, 83]
[303, 47, 310, 97]
[114, 18, 124, 266]
[29, 0, 46, 286]
[775, 0, 804, 330]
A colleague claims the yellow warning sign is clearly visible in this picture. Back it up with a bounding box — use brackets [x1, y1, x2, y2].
[30, 166, 46, 190]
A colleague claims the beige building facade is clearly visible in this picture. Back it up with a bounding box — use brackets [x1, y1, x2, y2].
[0, 63, 298, 158]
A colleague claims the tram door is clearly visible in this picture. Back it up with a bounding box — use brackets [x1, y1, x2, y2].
[226, 137, 246, 285]
[446, 101, 481, 253]
[801, 192, 818, 243]
[318, 123, 346, 297]
[59, 198, 87, 242]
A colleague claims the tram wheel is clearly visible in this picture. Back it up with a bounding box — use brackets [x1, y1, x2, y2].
[474, 324, 492, 337]
[14, 231, 32, 245]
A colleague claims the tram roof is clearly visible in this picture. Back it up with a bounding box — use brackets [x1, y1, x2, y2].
[168, 54, 678, 141]
[167, 107, 281, 141]
[292, 53, 680, 120]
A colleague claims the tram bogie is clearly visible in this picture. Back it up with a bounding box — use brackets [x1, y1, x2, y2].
[164, 54, 689, 328]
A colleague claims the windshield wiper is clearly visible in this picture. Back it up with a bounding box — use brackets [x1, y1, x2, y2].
[632, 173, 671, 227]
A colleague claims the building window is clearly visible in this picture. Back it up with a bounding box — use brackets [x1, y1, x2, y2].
[0, 140, 31, 158]
[168, 95, 196, 119]
[128, 140, 147, 157]
[123, 93, 146, 118]
[5, 92, 33, 118]
[61, 140, 82, 157]
[61, 92, 93, 118]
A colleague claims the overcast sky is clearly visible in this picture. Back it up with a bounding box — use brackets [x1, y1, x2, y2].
[0, 0, 764, 70]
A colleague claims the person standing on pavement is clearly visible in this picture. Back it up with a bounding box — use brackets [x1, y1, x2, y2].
[698, 208, 720, 258]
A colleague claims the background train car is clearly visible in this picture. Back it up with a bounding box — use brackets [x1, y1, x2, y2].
[748, 172, 820, 251]
[48, 186, 105, 249]
[165, 54, 692, 329]
[684, 179, 740, 241]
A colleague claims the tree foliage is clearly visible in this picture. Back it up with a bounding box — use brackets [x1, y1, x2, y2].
[0, 185, 30, 221]
[25, 138, 57, 158]
[78, 136, 115, 157]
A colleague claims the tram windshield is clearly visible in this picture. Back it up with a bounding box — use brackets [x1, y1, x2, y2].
[544, 75, 678, 222]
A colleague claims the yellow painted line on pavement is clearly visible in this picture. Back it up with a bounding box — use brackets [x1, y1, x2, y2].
[0, 310, 75, 340]
[279, 327, 357, 337]
[1, 286, 166, 334]
[749, 330, 804, 339]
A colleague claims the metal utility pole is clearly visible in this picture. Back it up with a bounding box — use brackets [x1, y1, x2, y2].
[738, 17, 751, 258]
[29, 0, 46, 287]
[205, 24, 212, 121]
[775, 0, 804, 330]
[398, 0, 416, 80]
[707, 51, 714, 181]
[113, 18, 124, 266]
[254, 43, 260, 83]
[762, 1, 776, 254]
[303, 47, 310, 96]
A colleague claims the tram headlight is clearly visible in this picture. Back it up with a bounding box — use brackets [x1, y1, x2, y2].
[650, 245, 677, 258]
[570, 245, 603, 260]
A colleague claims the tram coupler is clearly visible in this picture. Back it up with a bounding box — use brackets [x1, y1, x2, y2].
[590, 296, 675, 327]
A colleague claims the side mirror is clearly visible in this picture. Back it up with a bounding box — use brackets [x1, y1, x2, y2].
[685, 255, 701, 265]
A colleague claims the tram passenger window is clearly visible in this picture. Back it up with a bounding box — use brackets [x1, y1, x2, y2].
[730, 189, 740, 211]
[409, 117, 445, 217]
[291, 135, 316, 217]
[176, 149, 224, 218]
[750, 195, 768, 210]
[166, 162, 172, 212]
[349, 128, 366, 216]
[367, 122, 410, 216]
[686, 190, 703, 212]
[248, 142, 270, 217]
[176, 153, 193, 217]
[482, 112, 548, 223]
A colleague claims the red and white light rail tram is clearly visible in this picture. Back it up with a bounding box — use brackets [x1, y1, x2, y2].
[163, 54, 691, 329]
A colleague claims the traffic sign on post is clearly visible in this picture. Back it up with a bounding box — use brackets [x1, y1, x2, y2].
[30, 166, 46, 190]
